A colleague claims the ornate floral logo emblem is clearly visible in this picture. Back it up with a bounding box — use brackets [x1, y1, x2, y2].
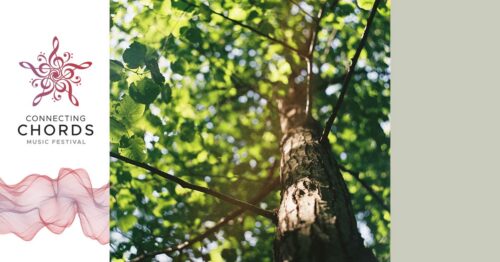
[19, 36, 92, 106]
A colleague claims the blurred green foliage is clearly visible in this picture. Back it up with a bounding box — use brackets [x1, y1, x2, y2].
[110, 0, 390, 261]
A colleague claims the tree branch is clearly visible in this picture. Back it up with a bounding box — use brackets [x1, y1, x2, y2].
[305, 0, 340, 116]
[180, 0, 304, 57]
[110, 152, 276, 221]
[288, 0, 315, 20]
[338, 164, 390, 213]
[130, 162, 280, 262]
[319, 0, 382, 143]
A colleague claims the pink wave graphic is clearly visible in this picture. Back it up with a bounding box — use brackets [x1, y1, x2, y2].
[0, 168, 109, 244]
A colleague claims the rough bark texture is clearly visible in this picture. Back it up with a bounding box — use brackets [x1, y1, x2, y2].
[275, 85, 378, 262]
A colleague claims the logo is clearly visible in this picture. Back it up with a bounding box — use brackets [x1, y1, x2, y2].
[19, 36, 92, 106]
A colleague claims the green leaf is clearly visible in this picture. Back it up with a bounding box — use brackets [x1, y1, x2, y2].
[119, 136, 130, 148]
[119, 135, 147, 162]
[110, 117, 127, 144]
[161, 37, 177, 52]
[161, 84, 172, 103]
[118, 214, 137, 232]
[338, 2, 356, 16]
[184, 27, 202, 44]
[145, 57, 165, 85]
[357, 0, 375, 10]
[221, 249, 237, 261]
[123, 42, 147, 69]
[377, 0, 391, 17]
[171, 0, 190, 10]
[117, 96, 146, 125]
[117, 171, 133, 183]
[110, 60, 125, 82]
[259, 21, 274, 35]
[228, 5, 247, 20]
[179, 120, 196, 142]
[247, 10, 259, 21]
[171, 59, 186, 75]
[243, 216, 255, 230]
[129, 78, 161, 104]
[146, 113, 163, 127]
[198, 4, 212, 18]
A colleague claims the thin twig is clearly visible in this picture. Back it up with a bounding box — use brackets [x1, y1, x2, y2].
[180, 0, 305, 57]
[338, 164, 390, 212]
[305, 0, 340, 116]
[130, 162, 279, 262]
[110, 152, 276, 221]
[319, 0, 382, 143]
[288, 0, 315, 20]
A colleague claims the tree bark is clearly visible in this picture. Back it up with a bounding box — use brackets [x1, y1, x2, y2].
[275, 86, 378, 262]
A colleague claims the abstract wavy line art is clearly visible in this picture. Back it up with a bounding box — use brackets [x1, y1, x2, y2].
[0, 169, 109, 244]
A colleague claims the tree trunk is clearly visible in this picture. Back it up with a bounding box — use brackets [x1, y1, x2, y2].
[274, 86, 378, 262]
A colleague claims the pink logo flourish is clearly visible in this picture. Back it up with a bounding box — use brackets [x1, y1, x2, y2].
[19, 36, 92, 106]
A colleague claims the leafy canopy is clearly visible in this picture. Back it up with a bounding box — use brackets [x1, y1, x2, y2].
[110, 0, 390, 261]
